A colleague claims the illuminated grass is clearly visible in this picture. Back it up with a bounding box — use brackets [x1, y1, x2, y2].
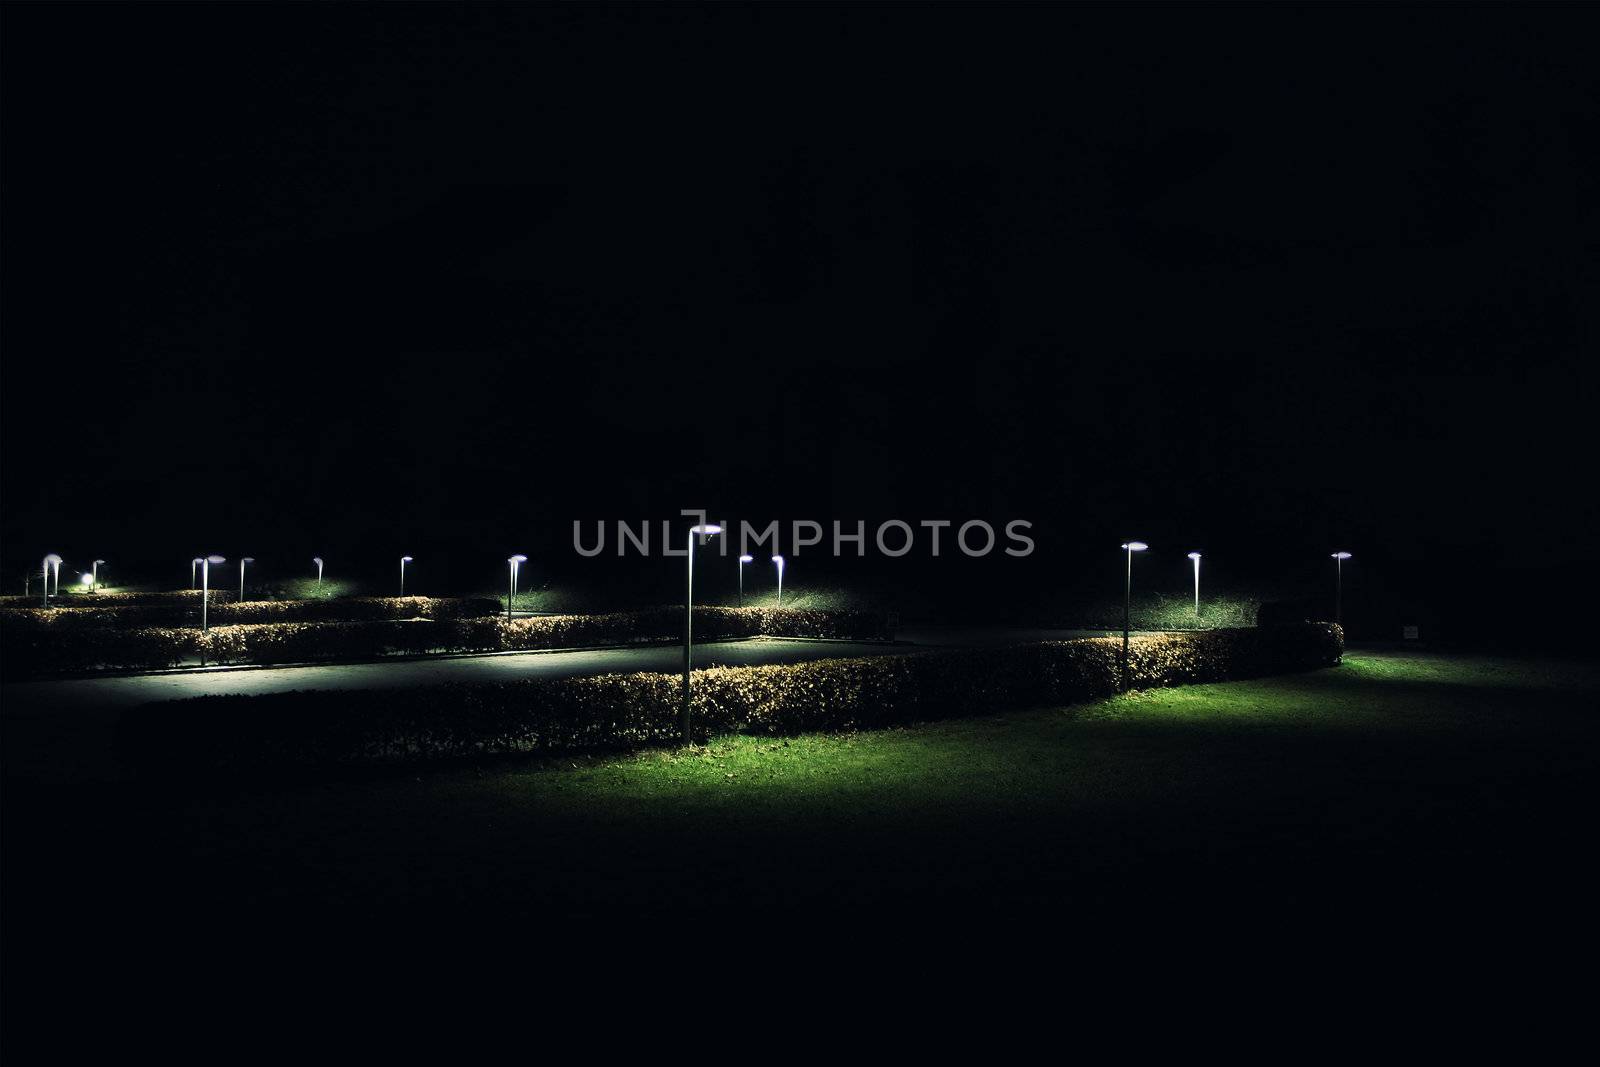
[12, 650, 1598, 933]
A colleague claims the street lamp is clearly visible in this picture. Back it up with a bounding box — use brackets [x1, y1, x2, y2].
[400, 556, 414, 597]
[191, 557, 199, 589]
[239, 558, 254, 603]
[1332, 552, 1353, 627]
[199, 555, 225, 632]
[683, 524, 723, 743]
[91, 560, 105, 594]
[1187, 552, 1202, 619]
[771, 554, 785, 608]
[41, 554, 60, 607]
[738, 555, 753, 606]
[506, 555, 526, 621]
[312, 557, 324, 592]
[1120, 541, 1148, 689]
[51, 556, 62, 597]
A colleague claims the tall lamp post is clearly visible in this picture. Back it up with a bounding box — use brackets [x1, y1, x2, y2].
[738, 555, 753, 606]
[683, 524, 723, 743]
[313, 557, 324, 592]
[771, 554, 785, 608]
[1187, 552, 1202, 619]
[199, 555, 225, 632]
[51, 556, 62, 597]
[239, 558, 254, 604]
[400, 556, 413, 597]
[1120, 541, 1148, 689]
[92, 560, 105, 594]
[1332, 552, 1352, 627]
[191, 557, 200, 590]
[506, 555, 526, 620]
[41, 554, 60, 608]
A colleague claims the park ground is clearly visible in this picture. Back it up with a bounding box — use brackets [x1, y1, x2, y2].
[3, 646, 1598, 1023]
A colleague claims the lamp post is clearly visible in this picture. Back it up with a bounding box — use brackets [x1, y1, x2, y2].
[51, 556, 62, 597]
[92, 560, 105, 594]
[1120, 541, 1148, 689]
[191, 557, 199, 590]
[313, 557, 324, 592]
[41, 554, 60, 607]
[738, 555, 753, 606]
[1332, 552, 1352, 627]
[506, 555, 526, 620]
[771, 554, 785, 608]
[1187, 552, 1202, 619]
[683, 524, 723, 744]
[400, 556, 413, 597]
[200, 555, 225, 632]
[239, 558, 254, 604]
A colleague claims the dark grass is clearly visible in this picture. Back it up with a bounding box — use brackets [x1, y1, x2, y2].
[4, 648, 1598, 1024]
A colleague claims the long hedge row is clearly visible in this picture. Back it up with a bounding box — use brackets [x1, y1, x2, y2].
[0, 595, 498, 630]
[120, 624, 1344, 774]
[0, 590, 222, 609]
[1, 606, 893, 677]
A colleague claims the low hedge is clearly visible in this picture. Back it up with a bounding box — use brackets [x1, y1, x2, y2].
[1, 606, 893, 677]
[0, 590, 223, 610]
[0, 595, 498, 631]
[121, 624, 1343, 773]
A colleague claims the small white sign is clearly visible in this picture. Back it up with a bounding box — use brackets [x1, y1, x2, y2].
[1403, 625, 1419, 640]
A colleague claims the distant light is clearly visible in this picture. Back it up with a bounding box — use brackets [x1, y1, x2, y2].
[1332, 551, 1352, 560]
[690, 524, 722, 535]
[80, 573, 93, 586]
[1187, 551, 1201, 561]
[739, 555, 753, 563]
[1121, 542, 1148, 552]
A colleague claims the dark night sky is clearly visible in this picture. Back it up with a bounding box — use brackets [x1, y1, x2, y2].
[2, 5, 1597, 618]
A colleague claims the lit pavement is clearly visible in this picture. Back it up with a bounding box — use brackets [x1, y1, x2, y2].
[1, 627, 1104, 718]
[0, 629, 1102, 782]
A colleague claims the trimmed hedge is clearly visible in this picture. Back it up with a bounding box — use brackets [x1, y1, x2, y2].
[0, 590, 223, 610]
[0, 595, 498, 630]
[1, 606, 892, 677]
[120, 624, 1344, 774]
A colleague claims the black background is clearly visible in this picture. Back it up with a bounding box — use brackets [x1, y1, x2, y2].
[3, 4, 1596, 638]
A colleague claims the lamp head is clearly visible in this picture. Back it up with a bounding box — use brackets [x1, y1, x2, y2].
[93, 559, 106, 566]
[508, 554, 527, 564]
[1187, 552, 1202, 561]
[401, 556, 413, 563]
[313, 557, 323, 567]
[771, 555, 784, 565]
[1332, 551, 1352, 561]
[689, 524, 722, 536]
[738, 554, 753, 563]
[1121, 541, 1148, 552]
[241, 558, 254, 565]
[43, 553, 62, 566]
[206, 555, 226, 565]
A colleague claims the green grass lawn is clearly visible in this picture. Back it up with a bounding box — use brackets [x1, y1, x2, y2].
[5, 647, 1598, 1006]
